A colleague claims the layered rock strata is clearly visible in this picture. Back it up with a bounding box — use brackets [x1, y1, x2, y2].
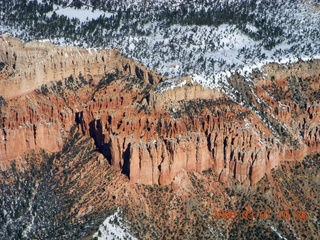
[0, 34, 161, 99]
[0, 36, 319, 185]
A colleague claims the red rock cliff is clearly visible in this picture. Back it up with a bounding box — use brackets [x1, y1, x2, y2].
[0, 36, 319, 185]
[0, 34, 161, 99]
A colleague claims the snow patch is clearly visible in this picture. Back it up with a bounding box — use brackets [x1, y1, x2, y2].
[92, 209, 137, 240]
[246, 23, 258, 33]
[47, 5, 112, 22]
[270, 226, 288, 240]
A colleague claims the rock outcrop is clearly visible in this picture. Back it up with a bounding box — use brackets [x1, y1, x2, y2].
[0, 36, 319, 185]
[0, 34, 162, 99]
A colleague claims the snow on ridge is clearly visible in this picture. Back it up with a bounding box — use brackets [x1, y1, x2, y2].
[38, 39, 51, 43]
[109, 1, 319, 91]
[245, 23, 258, 33]
[2, 0, 320, 94]
[156, 78, 190, 93]
[92, 209, 137, 240]
[47, 5, 113, 22]
[270, 226, 288, 240]
[111, 7, 319, 91]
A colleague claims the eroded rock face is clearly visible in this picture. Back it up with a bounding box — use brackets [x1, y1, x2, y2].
[0, 34, 161, 99]
[0, 36, 319, 185]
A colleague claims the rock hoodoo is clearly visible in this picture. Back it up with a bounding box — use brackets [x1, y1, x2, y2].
[0, 36, 319, 185]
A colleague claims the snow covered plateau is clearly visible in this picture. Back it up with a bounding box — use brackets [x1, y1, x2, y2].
[1, 0, 319, 91]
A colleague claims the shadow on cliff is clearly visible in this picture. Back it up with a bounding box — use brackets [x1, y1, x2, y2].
[86, 118, 131, 179]
[121, 143, 131, 179]
[87, 119, 112, 164]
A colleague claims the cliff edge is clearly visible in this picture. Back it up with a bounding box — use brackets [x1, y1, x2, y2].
[0, 36, 319, 186]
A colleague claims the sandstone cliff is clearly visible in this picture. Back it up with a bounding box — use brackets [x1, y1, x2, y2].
[0, 34, 162, 99]
[0, 36, 319, 185]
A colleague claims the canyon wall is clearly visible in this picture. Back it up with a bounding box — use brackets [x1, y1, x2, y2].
[0, 36, 319, 185]
[0, 34, 162, 99]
